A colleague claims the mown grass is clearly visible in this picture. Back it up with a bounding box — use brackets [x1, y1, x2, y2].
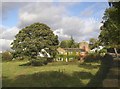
[2, 60, 101, 87]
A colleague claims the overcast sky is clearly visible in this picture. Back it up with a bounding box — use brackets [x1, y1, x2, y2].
[0, 1, 109, 52]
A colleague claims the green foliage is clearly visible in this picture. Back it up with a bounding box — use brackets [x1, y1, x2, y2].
[84, 52, 102, 62]
[85, 48, 107, 62]
[99, 49, 107, 57]
[60, 40, 71, 48]
[31, 57, 48, 66]
[60, 36, 79, 48]
[2, 51, 13, 61]
[20, 57, 49, 66]
[67, 54, 79, 61]
[99, 2, 120, 48]
[89, 38, 100, 49]
[11, 23, 59, 60]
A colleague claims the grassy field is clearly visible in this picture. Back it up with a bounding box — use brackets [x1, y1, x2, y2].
[2, 60, 101, 87]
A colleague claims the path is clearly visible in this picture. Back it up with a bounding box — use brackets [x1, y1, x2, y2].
[102, 57, 120, 87]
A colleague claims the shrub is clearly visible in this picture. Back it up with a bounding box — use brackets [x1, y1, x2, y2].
[31, 57, 48, 66]
[67, 54, 79, 61]
[99, 49, 107, 57]
[85, 48, 108, 62]
[47, 57, 54, 62]
[31, 59, 44, 66]
[84, 52, 102, 62]
[2, 51, 13, 61]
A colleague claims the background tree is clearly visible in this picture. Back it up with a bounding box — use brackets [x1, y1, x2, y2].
[2, 51, 13, 61]
[60, 36, 79, 48]
[60, 40, 69, 48]
[11, 23, 59, 59]
[89, 38, 100, 49]
[99, 1, 120, 57]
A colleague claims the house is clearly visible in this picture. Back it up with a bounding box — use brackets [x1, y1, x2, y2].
[57, 47, 86, 62]
[63, 48, 84, 55]
[57, 47, 84, 55]
[56, 41, 90, 62]
[79, 41, 90, 52]
[57, 47, 66, 55]
[57, 47, 83, 62]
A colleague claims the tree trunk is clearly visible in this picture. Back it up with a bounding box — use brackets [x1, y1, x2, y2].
[114, 48, 118, 58]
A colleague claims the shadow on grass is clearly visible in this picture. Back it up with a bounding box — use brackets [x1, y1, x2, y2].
[73, 71, 93, 79]
[86, 54, 113, 87]
[78, 63, 100, 69]
[3, 70, 89, 87]
[2, 55, 114, 88]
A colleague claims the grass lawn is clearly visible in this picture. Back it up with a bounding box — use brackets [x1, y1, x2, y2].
[2, 60, 101, 87]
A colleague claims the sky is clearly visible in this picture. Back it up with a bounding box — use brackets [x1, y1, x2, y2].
[0, 1, 109, 52]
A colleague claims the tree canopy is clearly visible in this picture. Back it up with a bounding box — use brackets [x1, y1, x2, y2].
[99, 2, 120, 48]
[89, 38, 100, 49]
[60, 36, 79, 48]
[11, 23, 59, 59]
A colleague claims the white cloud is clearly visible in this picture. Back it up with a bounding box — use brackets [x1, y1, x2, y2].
[0, 27, 20, 40]
[17, 2, 101, 43]
[18, 3, 67, 29]
[0, 39, 12, 52]
[1, 2, 103, 52]
[54, 17, 101, 42]
[54, 28, 70, 41]
[2, 0, 54, 2]
[0, 26, 20, 52]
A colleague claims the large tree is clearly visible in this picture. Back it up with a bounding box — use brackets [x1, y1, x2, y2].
[11, 23, 59, 59]
[99, 1, 120, 56]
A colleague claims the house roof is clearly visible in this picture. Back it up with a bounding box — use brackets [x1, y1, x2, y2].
[57, 47, 66, 53]
[57, 47, 85, 52]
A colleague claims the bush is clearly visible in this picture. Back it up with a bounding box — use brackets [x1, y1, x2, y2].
[31, 57, 48, 66]
[2, 51, 13, 61]
[67, 54, 79, 61]
[19, 57, 52, 66]
[85, 48, 107, 62]
[84, 52, 102, 62]
[47, 57, 54, 62]
[99, 49, 107, 57]
[31, 59, 44, 66]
